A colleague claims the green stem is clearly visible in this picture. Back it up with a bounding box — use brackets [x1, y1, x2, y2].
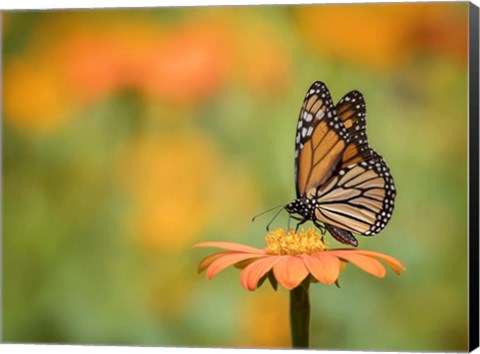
[289, 282, 310, 348]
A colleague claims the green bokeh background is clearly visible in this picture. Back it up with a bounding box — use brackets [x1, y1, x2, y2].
[2, 3, 469, 351]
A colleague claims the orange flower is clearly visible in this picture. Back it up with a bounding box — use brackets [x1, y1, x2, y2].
[295, 4, 425, 71]
[194, 228, 405, 291]
[139, 20, 233, 104]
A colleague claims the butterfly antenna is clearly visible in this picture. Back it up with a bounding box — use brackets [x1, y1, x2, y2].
[251, 204, 286, 223]
[265, 207, 285, 231]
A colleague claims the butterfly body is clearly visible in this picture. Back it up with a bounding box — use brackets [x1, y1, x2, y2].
[285, 81, 396, 247]
[285, 197, 319, 221]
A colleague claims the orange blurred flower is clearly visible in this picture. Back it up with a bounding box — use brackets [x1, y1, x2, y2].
[51, 16, 233, 105]
[412, 3, 468, 65]
[54, 20, 163, 102]
[296, 4, 424, 71]
[139, 20, 233, 104]
[195, 228, 405, 290]
[296, 3, 468, 71]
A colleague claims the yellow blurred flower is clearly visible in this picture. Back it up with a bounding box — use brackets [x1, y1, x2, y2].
[118, 132, 258, 253]
[3, 57, 73, 133]
[236, 292, 290, 348]
[234, 20, 292, 98]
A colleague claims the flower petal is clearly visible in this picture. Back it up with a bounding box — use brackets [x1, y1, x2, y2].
[332, 251, 387, 278]
[240, 256, 282, 291]
[206, 253, 263, 279]
[302, 254, 340, 285]
[273, 256, 309, 290]
[193, 241, 266, 254]
[198, 251, 231, 273]
[354, 250, 406, 275]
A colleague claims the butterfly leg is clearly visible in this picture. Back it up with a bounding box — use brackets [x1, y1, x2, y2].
[295, 218, 308, 232]
[313, 220, 326, 234]
[313, 220, 326, 243]
[287, 214, 303, 231]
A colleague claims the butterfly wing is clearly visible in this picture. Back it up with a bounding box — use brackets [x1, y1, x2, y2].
[314, 151, 396, 236]
[294, 81, 350, 198]
[335, 90, 377, 169]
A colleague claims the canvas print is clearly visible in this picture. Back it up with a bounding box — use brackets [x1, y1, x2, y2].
[1, 2, 477, 351]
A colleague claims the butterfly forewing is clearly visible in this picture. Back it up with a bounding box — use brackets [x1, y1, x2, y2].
[335, 91, 376, 169]
[314, 151, 396, 235]
[294, 81, 350, 198]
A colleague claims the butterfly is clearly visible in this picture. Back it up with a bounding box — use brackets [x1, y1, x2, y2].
[285, 81, 396, 247]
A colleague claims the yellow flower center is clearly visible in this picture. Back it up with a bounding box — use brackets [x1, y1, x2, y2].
[265, 228, 327, 255]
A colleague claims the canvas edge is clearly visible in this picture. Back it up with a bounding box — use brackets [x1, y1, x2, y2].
[469, 1, 480, 351]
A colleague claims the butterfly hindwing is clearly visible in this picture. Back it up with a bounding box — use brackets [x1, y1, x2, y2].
[314, 151, 396, 236]
[294, 81, 350, 198]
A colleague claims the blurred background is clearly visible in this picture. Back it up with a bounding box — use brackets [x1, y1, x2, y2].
[1, 3, 469, 351]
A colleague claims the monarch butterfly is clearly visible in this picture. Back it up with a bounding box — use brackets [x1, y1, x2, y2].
[285, 81, 396, 247]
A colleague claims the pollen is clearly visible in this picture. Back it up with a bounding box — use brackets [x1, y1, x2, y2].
[265, 228, 327, 256]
